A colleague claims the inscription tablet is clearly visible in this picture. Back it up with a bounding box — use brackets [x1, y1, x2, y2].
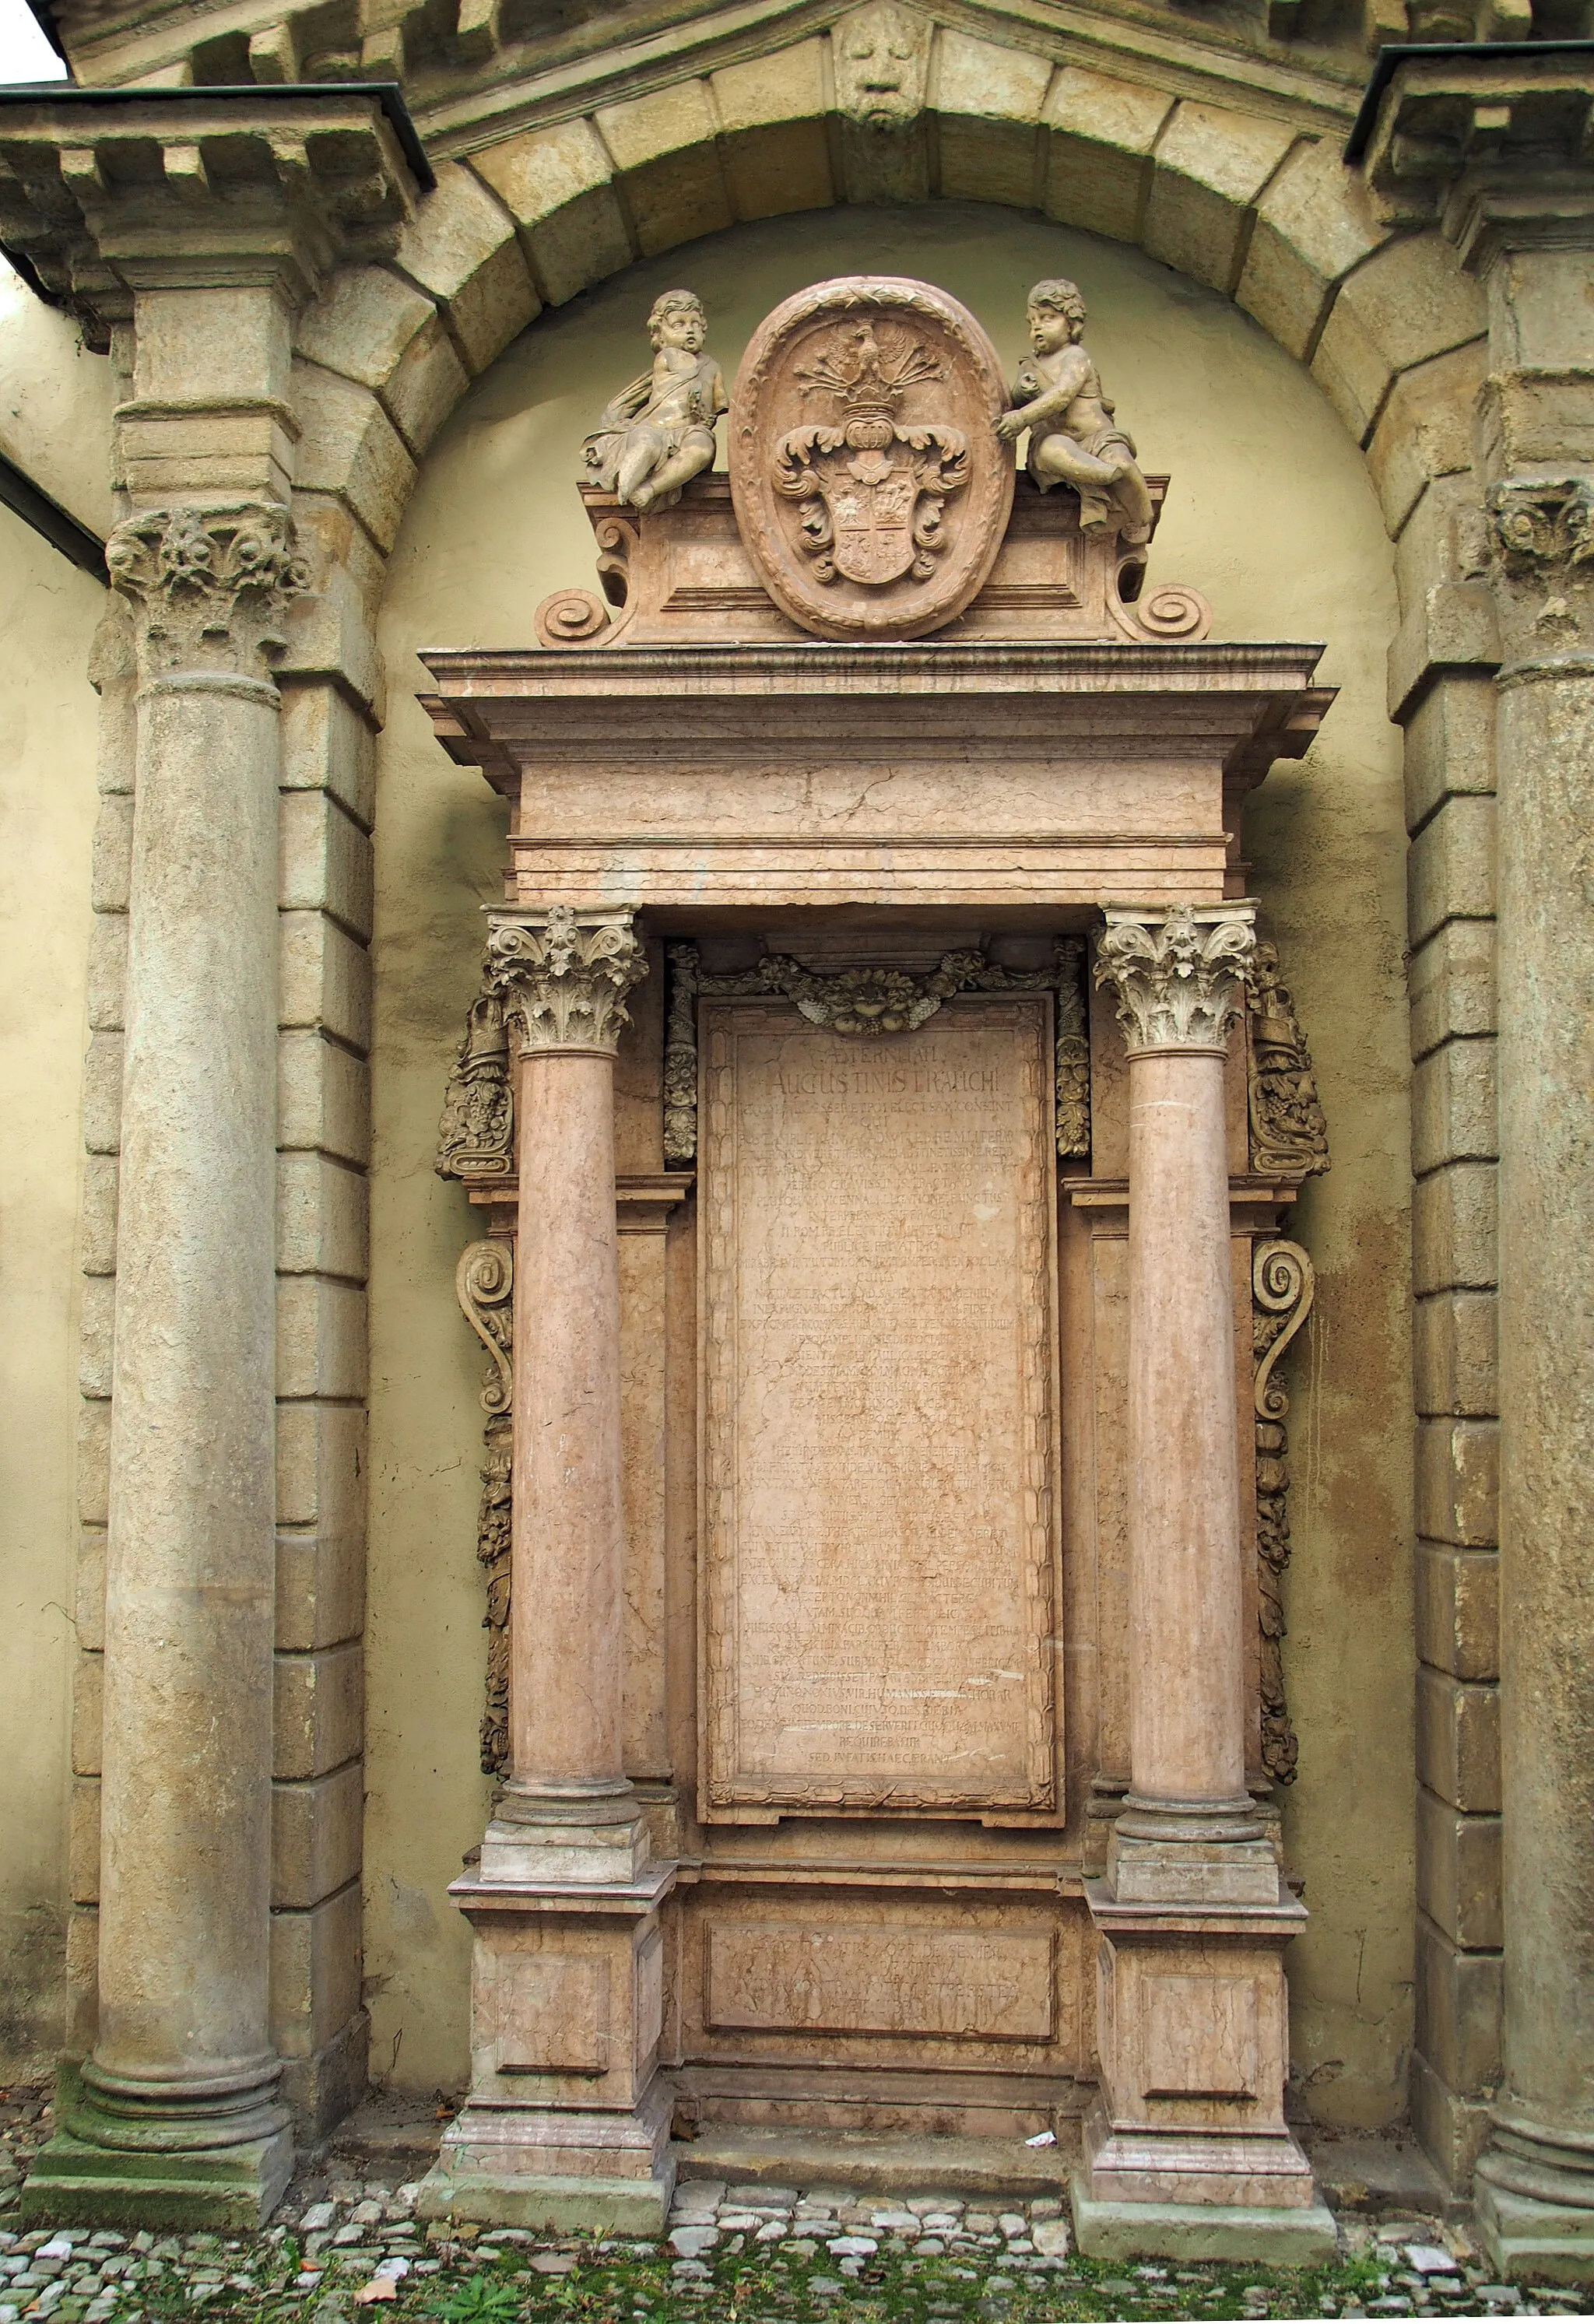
[700, 995, 1060, 1817]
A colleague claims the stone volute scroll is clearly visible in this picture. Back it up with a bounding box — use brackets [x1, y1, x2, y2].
[729, 276, 1014, 640]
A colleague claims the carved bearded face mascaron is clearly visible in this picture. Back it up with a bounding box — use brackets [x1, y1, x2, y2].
[834, 1, 931, 128]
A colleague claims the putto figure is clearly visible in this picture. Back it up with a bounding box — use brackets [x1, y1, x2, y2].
[996, 278, 1153, 545]
[583, 289, 728, 512]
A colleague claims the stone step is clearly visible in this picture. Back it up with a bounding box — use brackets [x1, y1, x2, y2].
[673, 2126, 1076, 2202]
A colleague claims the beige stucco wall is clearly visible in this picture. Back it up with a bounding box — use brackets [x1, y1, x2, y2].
[366, 200, 1414, 2122]
[0, 262, 111, 2072]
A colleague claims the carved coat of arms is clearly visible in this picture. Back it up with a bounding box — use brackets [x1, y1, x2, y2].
[729, 276, 1014, 641]
[774, 321, 969, 589]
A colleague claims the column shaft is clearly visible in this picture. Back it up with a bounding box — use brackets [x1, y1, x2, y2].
[1126, 1045, 1246, 1807]
[511, 1048, 626, 1794]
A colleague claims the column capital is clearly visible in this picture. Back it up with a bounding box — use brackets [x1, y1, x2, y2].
[1094, 901, 1257, 1057]
[107, 501, 310, 683]
[486, 907, 648, 1058]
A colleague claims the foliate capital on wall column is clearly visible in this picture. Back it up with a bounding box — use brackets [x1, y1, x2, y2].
[106, 501, 310, 682]
[1486, 476, 1594, 656]
[1094, 902, 1257, 1057]
[486, 908, 648, 1057]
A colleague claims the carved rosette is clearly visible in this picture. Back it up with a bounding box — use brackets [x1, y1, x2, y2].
[1253, 1241, 1315, 1787]
[486, 907, 648, 1056]
[104, 501, 310, 679]
[1246, 943, 1329, 1180]
[1094, 903, 1257, 1055]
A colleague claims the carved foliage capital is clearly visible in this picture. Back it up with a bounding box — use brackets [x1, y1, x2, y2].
[1490, 477, 1594, 576]
[106, 502, 310, 679]
[486, 907, 648, 1056]
[1094, 904, 1256, 1055]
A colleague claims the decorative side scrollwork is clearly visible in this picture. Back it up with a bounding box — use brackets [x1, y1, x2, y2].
[660, 937, 1090, 1166]
[1253, 1239, 1315, 1788]
[455, 1240, 515, 1776]
[1246, 942, 1329, 1181]
[436, 988, 514, 1181]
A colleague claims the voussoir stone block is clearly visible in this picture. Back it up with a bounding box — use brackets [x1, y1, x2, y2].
[1368, 339, 1487, 541]
[1409, 794, 1496, 946]
[274, 1639, 364, 1781]
[1417, 1784, 1502, 1950]
[711, 44, 833, 221]
[469, 120, 634, 308]
[595, 81, 733, 258]
[291, 360, 417, 557]
[1403, 672, 1497, 836]
[933, 32, 1051, 209]
[279, 681, 378, 830]
[1417, 1664, 1501, 1814]
[1413, 1162, 1497, 1297]
[1416, 1417, 1499, 1550]
[276, 1273, 369, 1401]
[1143, 103, 1299, 296]
[1311, 233, 1487, 446]
[1416, 1540, 1499, 1680]
[391, 160, 542, 374]
[279, 912, 372, 1053]
[1237, 134, 1391, 363]
[270, 1878, 363, 2058]
[277, 1151, 370, 1283]
[1412, 1037, 1497, 1174]
[272, 1758, 363, 1909]
[294, 264, 468, 460]
[1414, 1289, 1498, 1421]
[279, 791, 374, 939]
[1416, 1911, 1502, 2093]
[1041, 68, 1171, 244]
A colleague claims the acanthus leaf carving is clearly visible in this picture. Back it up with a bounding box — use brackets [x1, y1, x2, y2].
[1487, 477, 1594, 650]
[1253, 1239, 1314, 1789]
[1246, 942, 1329, 1181]
[104, 501, 311, 679]
[660, 938, 1090, 1165]
[1094, 903, 1256, 1053]
[436, 987, 514, 1181]
[486, 905, 647, 1056]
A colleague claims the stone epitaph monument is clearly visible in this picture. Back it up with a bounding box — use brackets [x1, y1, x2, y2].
[419, 276, 1337, 2259]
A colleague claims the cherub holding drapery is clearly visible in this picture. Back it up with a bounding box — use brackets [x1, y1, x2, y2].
[582, 289, 728, 512]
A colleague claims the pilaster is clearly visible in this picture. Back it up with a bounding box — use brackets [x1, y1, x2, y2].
[420, 907, 678, 2235]
[1073, 904, 1332, 2266]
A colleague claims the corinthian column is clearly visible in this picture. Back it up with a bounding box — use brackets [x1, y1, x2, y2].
[1072, 902, 1330, 2263]
[26, 506, 307, 2227]
[420, 907, 679, 2236]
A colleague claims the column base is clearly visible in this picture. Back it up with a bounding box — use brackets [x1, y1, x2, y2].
[1476, 2115, 1594, 2282]
[22, 2129, 293, 2231]
[415, 2074, 675, 2236]
[1070, 2171, 1337, 2266]
[480, 1787, 652, 1887]
[1080, 2090, 1320, 2212]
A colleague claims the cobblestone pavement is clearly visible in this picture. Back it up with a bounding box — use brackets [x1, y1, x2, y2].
[5, 2091, 1591, 2324]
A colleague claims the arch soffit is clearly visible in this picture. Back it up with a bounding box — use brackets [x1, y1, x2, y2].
[279, 26, 1487, 633]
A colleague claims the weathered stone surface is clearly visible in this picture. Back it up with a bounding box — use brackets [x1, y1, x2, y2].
[1311, 236, 1486, 446]
[391, 160, 542, 374]
[1407, 795, 1497, 946]
[1413, 1163, 1498, 1297]
[469, 121, 634, 307]
[595, 82, 733, 257]
[272, 1757, 363, 1908]
[935, 32, 1052, 209]
[1410, 923, 1495, 1061]
[1041, 68, 1171, 244]
[1417, 1664, 1501, 1815]
[273, 1638, 365, 1780]
[711, 44, 833, 221]
[1415, 1910, 1502, 2092]
[1143, 105, 1298, 297]
[1411, 1037, 1497, 1174]
[276, 1274, 369, 1401]
[1416, 1417, 1499, 1550]
[1413, 1295, 1498, 1424]
[1238, 136, 1391, 362]
[1416, 1784, 1502, 1950]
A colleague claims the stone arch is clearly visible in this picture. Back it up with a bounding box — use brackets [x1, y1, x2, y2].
[282, 32, 1488, 585]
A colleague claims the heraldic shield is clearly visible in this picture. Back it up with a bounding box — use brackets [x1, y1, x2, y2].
[729, 277, 1014, 641]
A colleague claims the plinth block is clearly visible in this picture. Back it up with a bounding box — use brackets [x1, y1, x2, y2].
[1070, 2177, 1337, 2266]
[1476, 2180, 1594, 2284]
[416, 2076, 676, 2236]
[21, 2126, 293, 2231]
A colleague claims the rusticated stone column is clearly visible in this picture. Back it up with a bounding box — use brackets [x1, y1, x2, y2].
[26, 506, 307, 2227]
[1473, 478, 1594, 2278]
[419, 907, 679, 2236]
[1072, 904, 1329, 2264]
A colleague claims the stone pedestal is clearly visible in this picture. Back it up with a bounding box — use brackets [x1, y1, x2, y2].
[1073, 904, 1332, 2265]
[418, 907, 676, 2234]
